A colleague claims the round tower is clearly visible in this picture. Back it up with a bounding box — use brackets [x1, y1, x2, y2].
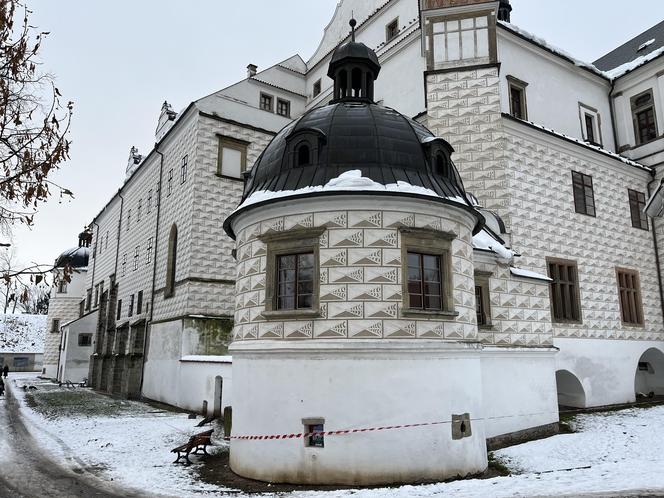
[224, 21, 488, 485]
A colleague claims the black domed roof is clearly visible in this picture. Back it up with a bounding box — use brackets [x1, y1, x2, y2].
[240, 102, 472, 205]
[328, 41, 380, 78]
[55, 246, 89, 268]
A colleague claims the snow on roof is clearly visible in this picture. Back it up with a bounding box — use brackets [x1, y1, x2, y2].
[472, 229, 515, 261]
[510, 267, 552, 282]
[498, 21, 608, 79]
[0, 314, 46, 354]
[235, 170, 470, 211]
[604, 46, 664, 79]
[509, 117, 650, 171]
[638, 39, 656, 52]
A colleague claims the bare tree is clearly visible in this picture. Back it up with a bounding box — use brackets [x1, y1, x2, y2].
[20, 282, 49, 314]
[0, 0, 74, 291]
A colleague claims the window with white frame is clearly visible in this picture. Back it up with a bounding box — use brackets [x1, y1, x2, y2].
[579, 103, 601, 146]
[427, 12, 494, 69]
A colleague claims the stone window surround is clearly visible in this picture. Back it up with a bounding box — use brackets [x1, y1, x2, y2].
[615, 267, 645, 328]
[631, 88, 658, 146]
[400, 227, 458, 319]
[216, 134, 249, 181]
[385, 16, 399, 43]
[259, 92, 274, 113]
[474, 270, 493, 329]
[424, 8, 497, 70]
[260, 227, 325, 321]
[546, 257, 583, 325]
[578, 102, 602, 147]
[507, 75, 528, 121]
[276, 98, 291, 118]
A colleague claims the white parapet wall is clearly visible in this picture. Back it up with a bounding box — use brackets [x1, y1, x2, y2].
[230, 340, 488, 486]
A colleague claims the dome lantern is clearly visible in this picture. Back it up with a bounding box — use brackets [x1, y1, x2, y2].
[327, 19, 381, 103]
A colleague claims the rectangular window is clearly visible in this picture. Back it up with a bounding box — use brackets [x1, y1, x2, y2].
[313, 79, 321, 98]
[57, 280, 67, 294]
[217, 135, 248, 179]
[474, 273, 491, 327]
[572, 171, 596, 216]
[99, 281, 104, 304]
[147, 237, 153, 264]
[85, 289, 92, 311]
[276, 253, 314, 310]
[128, 294, 134, 318]
[13, 357, 28, 368]
[260, 92, 273, 112]
[386, 18, 399, 42]
[117, 299, 122, 320]
[629, 189, 648, 230]
[508, 76, 528, 120]
[616, 268, 644, 326]
[78, 334, 92, 347]
[181, 154, 188, 184]
[134, 246, 139, 271]
[94, 284, 99, 308]
[51, 318, 60, 333]
[126, 209, 131, 231]
[167, 169, 173, 196]
[137, 199, 142, 222]
[547, 259, 582, 323]
[307, 424, 324, 448]
[407, 252, 443, 311]
[122, 253, 127, 277]
[429, 13, 493, 68]
[585, 114, 596, 144]
[147, 190, 152, 213]
[105, 231, 109, 250]
[632, 90, 658, 145]
[276, 98, 291, 118]
[137, 290, 143, 315]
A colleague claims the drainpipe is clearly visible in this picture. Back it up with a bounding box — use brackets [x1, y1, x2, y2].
[90, 221, 100, 290]
[647, 175, 664, 325]
[114, 192, 125, 278]
[609, 78, 619, 153]
[139, 145, 165, 395]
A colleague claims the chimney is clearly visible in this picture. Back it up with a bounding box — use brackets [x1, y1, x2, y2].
[498, 0, 512, 22]
[126, 146, 143, 178]
[247, 64, 258, 78]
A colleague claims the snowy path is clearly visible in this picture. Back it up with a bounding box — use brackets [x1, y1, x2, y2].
[12, 373, 664, 497]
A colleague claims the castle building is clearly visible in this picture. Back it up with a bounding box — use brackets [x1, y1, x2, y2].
[52, 0, 664, 482]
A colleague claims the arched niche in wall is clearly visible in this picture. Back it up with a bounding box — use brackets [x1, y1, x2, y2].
[423, 137, 455, 180]
[285, 128, 327, 169]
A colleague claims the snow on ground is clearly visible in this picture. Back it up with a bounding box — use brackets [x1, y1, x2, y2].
[11, 373, 664, 497]
[12, 375, 235, 497]
[0, 313, 46, 353]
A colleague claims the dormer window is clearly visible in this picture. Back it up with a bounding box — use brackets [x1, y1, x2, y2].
[296, 143, 311, 167]
[434, 153, 449, 177]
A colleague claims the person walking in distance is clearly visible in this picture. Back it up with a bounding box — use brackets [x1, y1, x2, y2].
[3, 365, 8, 378]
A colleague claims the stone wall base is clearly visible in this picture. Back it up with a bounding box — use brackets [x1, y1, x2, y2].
[486, 422, 559, 451]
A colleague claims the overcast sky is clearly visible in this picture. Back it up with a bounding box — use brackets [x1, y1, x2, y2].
[12, 0, 664, 270]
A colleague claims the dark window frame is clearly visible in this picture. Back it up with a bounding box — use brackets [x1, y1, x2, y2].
[259, 92, 274, 112]
[507, 75, 528, 120]
[78, 334, 93, 347]
[400, 228, 456, 318]
[128, 294, 134, 318]
[616, 267, 644, 327]
[312, 79, 322, 98]
[165, 224, 178, 299]
[137, 290, 143, 315]
[571, 171, 596, 217]
[547, 258, 582, 324]
[474, 271, 492, 328]
[386, 17, 399, 42]
[51, 318, 61, 334]
[276, 98, 291, 118]
[631, 89, 658, 146]
[180, 154, 188, 184]
[260, 228, 324, 320]
[628, 189, 648, 230]
[276, 252, 315, 311]
[117, 299, 122, 320]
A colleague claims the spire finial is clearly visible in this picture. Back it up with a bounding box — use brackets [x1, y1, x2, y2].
[349, 18, 357, 42]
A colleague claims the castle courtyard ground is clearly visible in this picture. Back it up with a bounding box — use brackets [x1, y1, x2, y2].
[5, 373, 664, 498]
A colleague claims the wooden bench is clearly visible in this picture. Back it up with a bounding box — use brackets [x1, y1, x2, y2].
[171, 429, 214, 465]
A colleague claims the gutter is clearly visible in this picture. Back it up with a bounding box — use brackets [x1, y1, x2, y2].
[89, 221, 99, 294]
[647, 175, 664, 325]
[140, 145, 165, 395]
[608, 78, 619, 154]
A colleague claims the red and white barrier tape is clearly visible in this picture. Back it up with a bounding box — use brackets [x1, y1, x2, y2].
[227, 420, 449, 441]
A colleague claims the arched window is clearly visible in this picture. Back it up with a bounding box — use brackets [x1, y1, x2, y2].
[435, 153, 449, 178]
[338, 69, 348, 98]
[165, 224, 177, 298]
[351, 68, 363, 97]
[296, 143, 311, 167]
